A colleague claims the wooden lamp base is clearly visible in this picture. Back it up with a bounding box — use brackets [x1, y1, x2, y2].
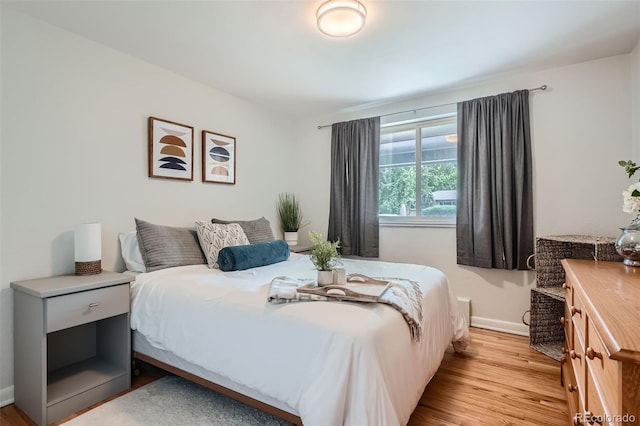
[75, 260, 102, 275]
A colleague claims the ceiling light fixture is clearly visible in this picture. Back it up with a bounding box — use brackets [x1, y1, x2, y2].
[316, 0, 367, 37]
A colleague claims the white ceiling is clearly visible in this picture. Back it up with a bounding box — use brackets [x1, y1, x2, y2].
[5, 0, 640, 119]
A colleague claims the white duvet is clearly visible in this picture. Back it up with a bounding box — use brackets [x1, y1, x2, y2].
[130, 254, 469, 426]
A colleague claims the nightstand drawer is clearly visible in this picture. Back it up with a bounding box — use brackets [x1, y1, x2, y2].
[46, 284, 129, 333]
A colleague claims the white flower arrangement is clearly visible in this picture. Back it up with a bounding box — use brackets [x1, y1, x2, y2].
[619, 160, 640, 225]
[623, 182, 640, 212]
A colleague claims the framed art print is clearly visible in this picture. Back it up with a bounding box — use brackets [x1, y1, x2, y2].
[148, 117, 194, 181]
[202, 130, 236, 184]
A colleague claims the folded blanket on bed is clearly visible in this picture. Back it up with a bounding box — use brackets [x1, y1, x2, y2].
[218, 240, 290, 271]
[267, 275, 424, 341]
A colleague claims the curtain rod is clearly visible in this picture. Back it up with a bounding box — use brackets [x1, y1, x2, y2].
[316, 85, 548, 129]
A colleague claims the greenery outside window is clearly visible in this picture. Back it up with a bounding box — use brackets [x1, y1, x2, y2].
[379, 114, 457, 226]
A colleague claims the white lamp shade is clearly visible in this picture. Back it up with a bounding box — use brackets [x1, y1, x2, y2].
[74, 223, 102, 262]
[317, 0, 367, 37]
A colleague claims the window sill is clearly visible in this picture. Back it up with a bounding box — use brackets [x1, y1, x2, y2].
[379, 217, 456, 228]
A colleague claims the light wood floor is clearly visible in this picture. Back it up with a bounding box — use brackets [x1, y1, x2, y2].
[409, 327, 567, 425]
[1, 327, 567, 426]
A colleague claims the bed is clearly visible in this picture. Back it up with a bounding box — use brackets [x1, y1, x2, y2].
[128, 251, 469, 426]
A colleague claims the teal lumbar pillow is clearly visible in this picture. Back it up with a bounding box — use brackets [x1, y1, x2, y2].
[218, 240, 290, 272]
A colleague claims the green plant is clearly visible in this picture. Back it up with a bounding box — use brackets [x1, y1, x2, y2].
[619, 160, 640, 179]
[308, 231, 340, 271]
[277, 193, 303, 232]
[421, 205, 457, 216]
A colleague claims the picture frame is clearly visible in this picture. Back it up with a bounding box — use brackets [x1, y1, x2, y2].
[148, 117, 194, 181]
[202, 130, 236, 184]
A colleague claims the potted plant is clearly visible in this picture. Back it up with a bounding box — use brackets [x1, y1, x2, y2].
[277, 193, 304, 246]
[309, 231, 340, 285]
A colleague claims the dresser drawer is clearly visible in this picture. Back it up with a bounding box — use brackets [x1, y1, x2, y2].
[578, 398, 586, 426]
[586, 318, 621, 419]
[563, 352, 580, 422]
[563, 279, 573, 303]
[571, 290, 586, 344]
[571, 325, 587, 410]
[46, 284, 129, 333]
[563, 301, 573, 348]
[587, 372, 615, 426]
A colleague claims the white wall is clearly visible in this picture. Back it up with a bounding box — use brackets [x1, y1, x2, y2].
[632, 38, 640, 161]
[0, 3, 4, 407]
[293, 54, 633, 335]
[0, 8, 295, 404]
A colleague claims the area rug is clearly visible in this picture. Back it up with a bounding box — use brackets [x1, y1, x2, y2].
[63, 375, 290, 425]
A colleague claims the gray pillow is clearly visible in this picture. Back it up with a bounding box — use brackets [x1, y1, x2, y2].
[210, 217, 275, 244]
[135, 218, 207, 272]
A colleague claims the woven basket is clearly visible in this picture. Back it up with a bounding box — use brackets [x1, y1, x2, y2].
[534, 235, 621, 288]
[529, 289, 565, 345]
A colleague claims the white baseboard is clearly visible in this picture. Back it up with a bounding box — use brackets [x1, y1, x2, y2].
[470, 316, 529, 337]
[0, 385, 14, 407]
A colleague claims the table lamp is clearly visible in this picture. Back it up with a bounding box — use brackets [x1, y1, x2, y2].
[74, 223, 102, 275]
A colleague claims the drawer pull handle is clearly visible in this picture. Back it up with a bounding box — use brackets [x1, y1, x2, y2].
[586, 347, 603, 360]
[567, 384, 579, 393]
[561, 346, 568, 354]
[570, 306, 581, 316]
[88, 303, 99, 309]
[562, 283, 571, 290]
[560, 316, 566, 325]
[569, 350, 581, 360]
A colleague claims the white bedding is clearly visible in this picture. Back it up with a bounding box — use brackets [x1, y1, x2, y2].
[130, 253, 469, 426]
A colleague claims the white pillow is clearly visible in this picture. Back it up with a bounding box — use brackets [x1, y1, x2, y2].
[118, 231, 146, 273]
[195, 221, 250, 268]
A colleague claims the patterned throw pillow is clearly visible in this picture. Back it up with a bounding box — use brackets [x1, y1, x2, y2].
[195, 221, 250, 268]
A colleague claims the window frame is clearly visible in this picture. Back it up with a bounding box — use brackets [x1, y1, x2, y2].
[379, 113, 457, 228]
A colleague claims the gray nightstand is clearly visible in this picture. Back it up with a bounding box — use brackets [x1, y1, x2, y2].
[289, 244, 312, 254]
[11, 271, 132, 425]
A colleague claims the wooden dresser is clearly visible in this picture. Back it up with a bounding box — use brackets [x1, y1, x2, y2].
[561, 259, 640, 425]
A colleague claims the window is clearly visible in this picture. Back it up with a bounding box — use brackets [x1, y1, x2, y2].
[379, 114, 457, 226]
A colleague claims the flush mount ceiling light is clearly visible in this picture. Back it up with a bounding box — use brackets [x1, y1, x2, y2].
[316, 0, 367, 37]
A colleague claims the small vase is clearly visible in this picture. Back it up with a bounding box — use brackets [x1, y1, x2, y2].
[317, 270, 333, 286]
[284, 231, 298, 246]
[615, 225, 640, 266]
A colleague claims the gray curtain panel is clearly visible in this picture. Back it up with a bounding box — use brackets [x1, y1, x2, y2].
[328, 117, 380, 257]
[456, 90, 533, 270]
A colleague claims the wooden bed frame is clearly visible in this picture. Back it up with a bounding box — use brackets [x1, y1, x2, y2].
[133, 352, 303, 425]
